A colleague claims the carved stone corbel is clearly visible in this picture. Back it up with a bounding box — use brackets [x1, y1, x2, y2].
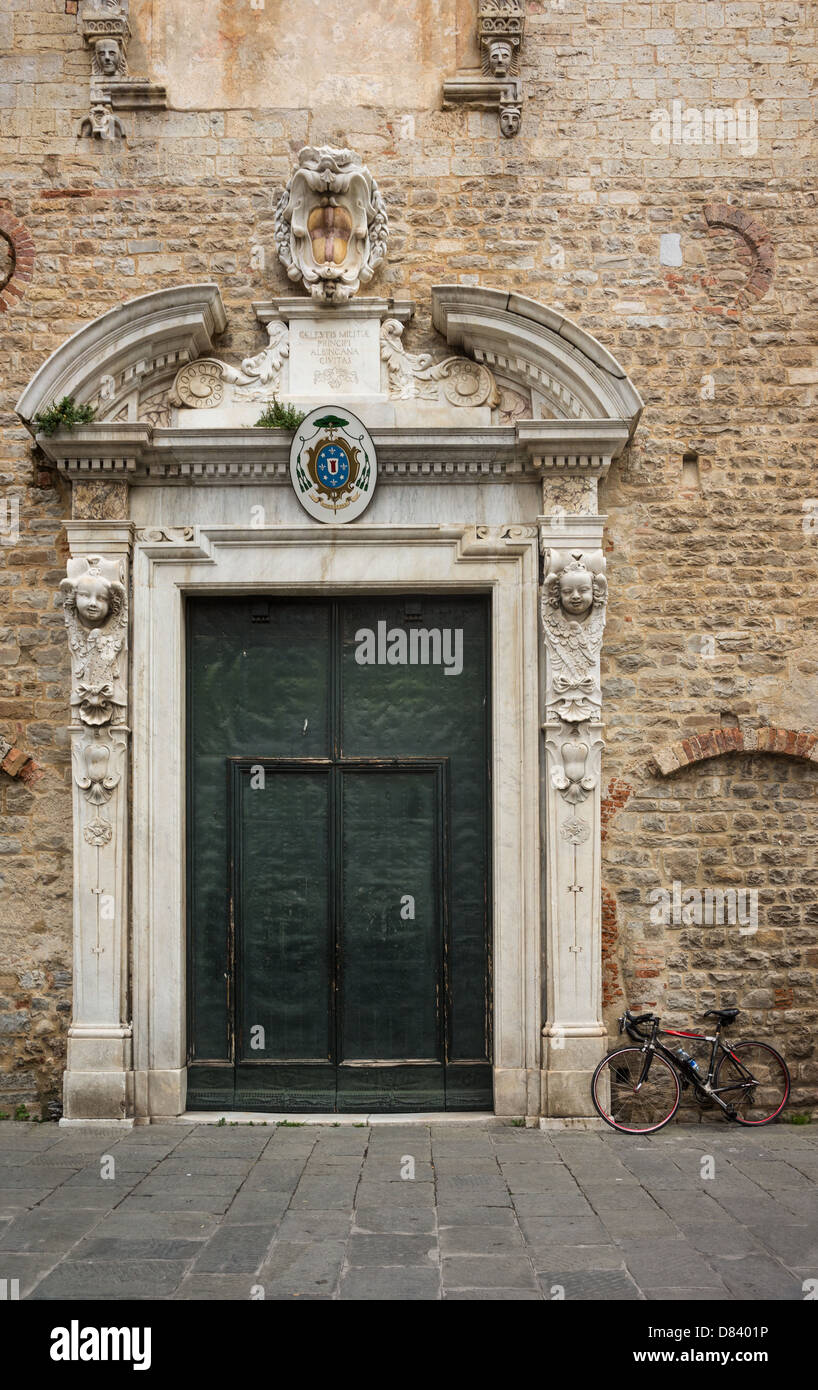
[444, 1, 526, 138]
[79, 1, 167, 141]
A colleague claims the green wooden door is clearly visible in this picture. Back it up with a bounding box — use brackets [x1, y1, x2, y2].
[187, 597, 491, 1112]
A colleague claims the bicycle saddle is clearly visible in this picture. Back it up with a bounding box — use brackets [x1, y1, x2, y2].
[704, 1007, 740, 1022]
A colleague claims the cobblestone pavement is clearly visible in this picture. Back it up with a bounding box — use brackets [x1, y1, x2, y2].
[0, 1121, 815, 1301]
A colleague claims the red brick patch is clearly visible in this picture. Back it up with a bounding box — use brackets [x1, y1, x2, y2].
[0, 207, 35, 313]
[601, 777, 633, 842]
[649, 727, 818, 777]
[703, 203, 776, 305]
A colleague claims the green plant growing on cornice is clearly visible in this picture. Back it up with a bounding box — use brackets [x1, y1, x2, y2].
[254, 398, 306, 430]
[33, 396, 97, 436]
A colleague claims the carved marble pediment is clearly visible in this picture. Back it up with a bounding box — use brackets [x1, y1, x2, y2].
[163, 312, 532, 428]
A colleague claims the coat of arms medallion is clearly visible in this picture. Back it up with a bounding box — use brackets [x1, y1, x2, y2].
[290, 406, 377, 523]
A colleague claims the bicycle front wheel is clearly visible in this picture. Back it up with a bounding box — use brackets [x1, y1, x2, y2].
[714, 1040, 790, 1125]
[592, 1046, 681, 1134]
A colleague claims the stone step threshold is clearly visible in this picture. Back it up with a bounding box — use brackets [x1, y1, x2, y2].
[60, 1112, 605, 1129]
[171, 1110, 509, 1127]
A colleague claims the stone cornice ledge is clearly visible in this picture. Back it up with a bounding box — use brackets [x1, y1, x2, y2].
[38, 420, 632, 485]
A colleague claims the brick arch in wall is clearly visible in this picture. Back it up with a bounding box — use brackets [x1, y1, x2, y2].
[599, 731, 818, 1112]
[648, 726, 818, 778]
[0, 206, 35, 313]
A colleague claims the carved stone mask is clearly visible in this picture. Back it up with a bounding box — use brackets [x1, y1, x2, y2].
[95, 39, 121, 76]
[500, 106, 522, 138]
[275, 146, 389, 303]
[489, 41, 513, 77]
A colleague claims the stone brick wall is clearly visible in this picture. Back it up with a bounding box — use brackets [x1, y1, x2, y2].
[0, 0, 815, 1114]
[602, 750, 818, 1115]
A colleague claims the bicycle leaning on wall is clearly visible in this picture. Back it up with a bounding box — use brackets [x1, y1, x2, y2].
[591, 1007, 791, 1134]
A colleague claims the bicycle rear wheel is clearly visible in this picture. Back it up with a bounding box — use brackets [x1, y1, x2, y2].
[714, 1040, 790, 1125]
[592, 1046, 681, 1133]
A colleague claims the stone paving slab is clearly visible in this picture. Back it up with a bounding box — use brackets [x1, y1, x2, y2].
[0, 1120, 815, 1300]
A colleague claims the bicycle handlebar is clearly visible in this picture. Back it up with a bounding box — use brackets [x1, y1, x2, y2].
[618, 1010, 656, 1035]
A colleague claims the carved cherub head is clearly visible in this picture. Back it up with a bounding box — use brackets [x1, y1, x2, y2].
[547, 554, 607, 619]
[93, 38, 126, 77]
[61, 558, 125, 631]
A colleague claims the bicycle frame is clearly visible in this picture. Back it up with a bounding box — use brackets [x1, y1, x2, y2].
[623, 1015, 759, 1116]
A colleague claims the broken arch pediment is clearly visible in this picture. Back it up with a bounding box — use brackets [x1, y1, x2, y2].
[16, 282, 642, 482]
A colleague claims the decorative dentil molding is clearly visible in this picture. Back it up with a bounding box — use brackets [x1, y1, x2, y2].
[274, 147, 389, 304]
[444, 1, 526, 138]
[60, 554, 128, 728]
[78, 1, 167, 142]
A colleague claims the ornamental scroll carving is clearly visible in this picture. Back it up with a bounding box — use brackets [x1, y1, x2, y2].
[170, 321, 290, 408]
[60, 555, 127, 728]
[380, 319, 530, 420]
[274, 147, 389, 304]
[381, 319, 499, 407]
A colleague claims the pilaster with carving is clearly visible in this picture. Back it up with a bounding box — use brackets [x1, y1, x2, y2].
[61, 522, 134, 1122]
[540, 515, 608, 1120]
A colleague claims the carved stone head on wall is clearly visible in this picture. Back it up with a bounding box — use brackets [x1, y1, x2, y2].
[489, 41, 513, 77]
[60, 555, 128, 727]
[93, 37, 127, 78]
[274, 146, 390, 304]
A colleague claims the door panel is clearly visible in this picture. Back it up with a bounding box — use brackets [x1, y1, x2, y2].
[187, 600, 331, 1072]
[233, 765, 335, 1111]
[340, 768, 442, 1063]
[187, 596, 491, 1112]
[341, 599, 492, 1086]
